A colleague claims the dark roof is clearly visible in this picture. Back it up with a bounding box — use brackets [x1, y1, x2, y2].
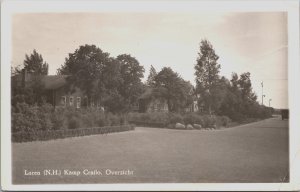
[42, 75, 68, 90]
[11, 72, 69, 90]
[139, 88, 153, 99]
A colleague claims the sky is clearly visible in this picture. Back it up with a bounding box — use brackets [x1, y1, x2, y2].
[12, 12, 288, 109]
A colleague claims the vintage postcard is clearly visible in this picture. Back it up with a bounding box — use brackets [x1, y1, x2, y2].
[1, 0, 300, 191]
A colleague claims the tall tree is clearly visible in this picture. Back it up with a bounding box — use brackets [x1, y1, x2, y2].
[116, 54, 145, 112]
[58, 47, 145, 113]
[58, 44, 111, 103]
[23, 49, 49, 75]
[146, 65, 157, 87]
[195, 39, 221, 115]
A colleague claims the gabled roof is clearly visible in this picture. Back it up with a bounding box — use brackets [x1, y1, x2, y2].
[12, 72, 69, 90]
[139, 87, 169, 100]
[42, 75, 68, 90]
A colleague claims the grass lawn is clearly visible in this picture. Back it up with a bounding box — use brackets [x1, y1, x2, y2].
[12, 117, 289, 184]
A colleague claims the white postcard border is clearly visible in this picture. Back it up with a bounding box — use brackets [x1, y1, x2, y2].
[1, 0, 300, 191]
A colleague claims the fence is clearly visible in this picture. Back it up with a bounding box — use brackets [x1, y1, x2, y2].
[12, 125, 135, 143]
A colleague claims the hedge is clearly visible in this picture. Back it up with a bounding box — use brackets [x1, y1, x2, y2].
[12, 125, 134, 143]
[12, 103, 128, 133]
[128, 112, 231, 129]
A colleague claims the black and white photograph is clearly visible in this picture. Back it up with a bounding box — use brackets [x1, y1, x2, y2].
[1, 0, 300, 191]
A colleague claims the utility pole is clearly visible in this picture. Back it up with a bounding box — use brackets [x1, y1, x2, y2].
[261, 81, 265, 105]
[269, 99, 272, 107]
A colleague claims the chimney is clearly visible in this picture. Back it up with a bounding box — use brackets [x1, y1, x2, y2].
[22, 69, 32, 88]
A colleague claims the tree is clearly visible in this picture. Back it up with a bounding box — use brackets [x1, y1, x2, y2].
[23, 49, 49, 75]
[237, 72, 258, 116]
[218, 72, 264, 121]
[58, 44, 111, 104]
[238, 72, 257, 103]
[11, 50, 49, 106]
[146, 65, 157, 87]
[57, 46, 145, 113]
[230, 72, 239, 90]
[116, 54, 145, 112]
[218, 74, 244, 120]
[195, 39, 221, 115]
[154, 67, 190, 112]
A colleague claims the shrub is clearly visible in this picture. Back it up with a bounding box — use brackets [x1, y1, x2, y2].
[216, 116, 231, 127]
[39, 113, 53, 131]
[12, 113, 26, 132]
[51, 112, 66, 130]
[229, 112, 246, 122]
[96, 113, 109, 127]
[127, 112, 231, 129]
[119, 114, 128, 125]
[81, 113, 95, 128]
[168, 113, 184, 124]
[12, 103, 42, 132]
[106, 113, 120, 126]
[183, 113, 203, 125]
[167, 124, 175, 129]
[12, 125, 135, 142]
[201, 115, 216, 128]
[127, 112, 143, 122]
[68, 117, 82, 129]
[11, 103, 131, 134]
[128, 112, 169, 125]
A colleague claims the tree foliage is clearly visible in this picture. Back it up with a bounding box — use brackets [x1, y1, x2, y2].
[146, 65, 157, 87]
[57, 45, 145, 113]
[218, 72, 271, 121]
[58, 44, 110, 101]
[153, 67, 192, 112]
[11, 50, 49, 107]
[116, 54, 145, 112]
[23, 49, 49, 75]
[195, 39, 221, 114]
[194, 39, 272, 120]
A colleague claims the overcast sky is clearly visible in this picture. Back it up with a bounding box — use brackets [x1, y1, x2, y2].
[12, 12, 288, 109]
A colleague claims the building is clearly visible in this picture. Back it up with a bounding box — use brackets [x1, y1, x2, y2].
[138, 87, 199, 113]
[12, 70, 200, 112]
[184, 88, 199, 113]
[12, 70, 85, 108]
[138, 88, 169, 113]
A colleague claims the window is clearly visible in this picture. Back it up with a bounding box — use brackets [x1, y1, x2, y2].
[90, 98, 95, 107]
[76, 97, 81, 108]
[69, 96, 74, 106]
[61, 96, 66, 107]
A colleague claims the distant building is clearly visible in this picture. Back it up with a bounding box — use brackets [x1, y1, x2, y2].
[12, 69, 85, 108]
[138, 87, 199, 113]
[184, 88, 199, 113]
[138, 88, 169, 113]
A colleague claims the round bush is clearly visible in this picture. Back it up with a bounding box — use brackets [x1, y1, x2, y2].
[183, 113, 203, 125]
[168, 113, 184, 124]
[68, 117, 82, 129]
